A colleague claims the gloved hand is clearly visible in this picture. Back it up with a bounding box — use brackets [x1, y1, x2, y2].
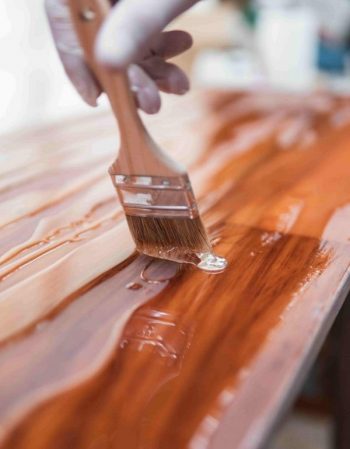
[45, 0, 199, 114]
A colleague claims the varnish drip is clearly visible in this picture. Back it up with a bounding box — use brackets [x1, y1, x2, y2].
[120, 308, 190, 363]
[156, 248, 228, 273]
[126, 282, 142, 291]
[195, 252, 228, 273]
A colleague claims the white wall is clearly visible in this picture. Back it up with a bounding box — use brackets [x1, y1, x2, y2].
[0, 0, 90, 135]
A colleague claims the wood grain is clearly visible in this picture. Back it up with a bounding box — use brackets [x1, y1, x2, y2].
[1, 90, 350, 449]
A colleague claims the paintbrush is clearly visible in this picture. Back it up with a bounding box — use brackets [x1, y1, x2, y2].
[68, 0, 227, 272]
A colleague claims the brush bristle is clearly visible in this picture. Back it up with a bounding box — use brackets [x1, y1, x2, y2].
[126, 215, 212, 260]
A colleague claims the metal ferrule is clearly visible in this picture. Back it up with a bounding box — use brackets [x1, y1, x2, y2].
[110, 174, 199, 219]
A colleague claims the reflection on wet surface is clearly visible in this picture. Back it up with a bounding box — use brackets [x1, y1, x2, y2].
[120, 308, 191, 365]
[140, 259, 181, 285]
[0, 224, 337, 449]
[1, 91, 350, 449]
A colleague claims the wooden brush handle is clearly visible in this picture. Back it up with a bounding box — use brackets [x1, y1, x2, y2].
[67, 0, 184, 176]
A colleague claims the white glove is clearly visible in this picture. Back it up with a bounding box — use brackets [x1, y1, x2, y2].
[45, 0, 198, 113]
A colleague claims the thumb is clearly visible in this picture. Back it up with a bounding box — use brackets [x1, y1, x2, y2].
[45, 0, 101, 106]
[95, 0, 198, 68]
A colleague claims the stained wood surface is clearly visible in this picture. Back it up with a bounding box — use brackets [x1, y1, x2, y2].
[1, 90, 350, 449]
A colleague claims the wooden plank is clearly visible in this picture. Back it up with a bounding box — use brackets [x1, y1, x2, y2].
[0, 90, 350, 449]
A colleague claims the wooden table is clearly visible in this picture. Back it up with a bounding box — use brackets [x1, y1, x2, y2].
[1, 90, 350, 449]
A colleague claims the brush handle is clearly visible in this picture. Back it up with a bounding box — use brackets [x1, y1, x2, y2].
[68, 0, 184, 176]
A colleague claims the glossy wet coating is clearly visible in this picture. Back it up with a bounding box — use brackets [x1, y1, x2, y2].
[196, 252, 228, 272]
[1, 91, 350, 449]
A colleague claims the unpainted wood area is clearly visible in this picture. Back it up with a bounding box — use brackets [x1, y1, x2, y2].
[1, 91, 350, 449]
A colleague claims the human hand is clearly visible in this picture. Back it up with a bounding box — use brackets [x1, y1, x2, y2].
[45, 0, 199, 113]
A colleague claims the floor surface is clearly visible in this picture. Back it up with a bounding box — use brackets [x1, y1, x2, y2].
[271, 411, 332, 449]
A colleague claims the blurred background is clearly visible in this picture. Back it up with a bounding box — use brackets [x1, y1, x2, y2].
[3, 0, 350, 135]
[1, 0, 350, 447]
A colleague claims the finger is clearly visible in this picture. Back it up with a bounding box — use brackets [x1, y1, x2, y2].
[95, 0, 198, 68]
[45, 0, 101, 106]
[146, 30, 193, 60]
[140, 58, 190, 95]
[128, 65, 161, 114]
[61, 53, 101, 106]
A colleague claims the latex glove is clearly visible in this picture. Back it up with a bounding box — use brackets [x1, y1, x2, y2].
[45, 0, 198, 113]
